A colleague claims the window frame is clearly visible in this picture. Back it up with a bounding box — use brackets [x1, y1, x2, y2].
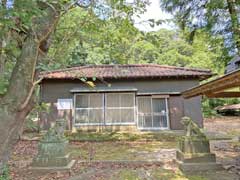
[105, 92, 136, 125]
[74, 93, 105, 126]
[137, 96, 170, 130]
[73, 92, 136, 126]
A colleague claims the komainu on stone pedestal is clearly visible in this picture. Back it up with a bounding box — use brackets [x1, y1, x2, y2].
[31, 119, 75, 170]
[176, 117, 222, 172]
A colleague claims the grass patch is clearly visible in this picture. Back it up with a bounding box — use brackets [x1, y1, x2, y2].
[187, 176, 208, 180]
[152, 169, 188, 180]
[69, 141, 176, 161]
[66, 131, 180, 142]
[227, 130, 240, 137]
[185, 171, 239, 180]
[110, 169, 139, 180]
[0, 166, 10, 180]
[152, 169, 222, 180]
[67, 131, 178, 161]
[107, 168, 232, 180]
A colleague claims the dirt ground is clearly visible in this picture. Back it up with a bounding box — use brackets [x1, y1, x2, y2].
[205, 116, 240, 176]
[7, 116, 240, 180]
[204, 116, 240, 137]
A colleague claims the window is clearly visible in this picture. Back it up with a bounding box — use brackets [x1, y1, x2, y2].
[105, 93, 135, 124]
[137, 96, 169, 129]
[74, 93, 135, 125]
[75, 94, 104, 124]
[57, 99, 72, 110]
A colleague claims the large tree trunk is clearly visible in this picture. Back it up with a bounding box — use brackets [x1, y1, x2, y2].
[227, 0, 240, 53]
[0, 0, 7, 76]
[0, 40, 6, 76]
[0, 2, 60, 171]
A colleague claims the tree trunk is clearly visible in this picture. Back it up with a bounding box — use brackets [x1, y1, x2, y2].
[0, 0, 7, 76]
[0, 2, 60, 172]
[0, 40, 6, 76]
[227, 0, 240, 53]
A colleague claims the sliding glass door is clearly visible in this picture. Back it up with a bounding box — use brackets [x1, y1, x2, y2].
[137, 96, 169, 129]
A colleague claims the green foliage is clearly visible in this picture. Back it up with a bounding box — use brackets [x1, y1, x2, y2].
[202, 98, 218, 118]
[45, 8, 225, 74]
[0, 0, 226, 78]
[143, 30, 225, 72]
[0, 165, 9, 180]
[46, 7, 143, 67]
[0, 0, 149, 95]
[0, 77, 8, 95]
[202, 97, 240, 117]
[24, 102, 50, 132]
[160, 0, 240, 55]
[0, 0, 233, 125]
[24, 117, 38, 132]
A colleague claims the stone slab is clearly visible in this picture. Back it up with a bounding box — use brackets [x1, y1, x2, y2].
[178, 138, 211, 154]
[30, 160, 76, 171]
[176, 150, 216, 163]
[177, 160, 223, 172]
[32, 153, 71, 167]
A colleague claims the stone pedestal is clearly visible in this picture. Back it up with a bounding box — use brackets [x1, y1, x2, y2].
[31, 119, 75, 170]
[176, 137, 222, 172]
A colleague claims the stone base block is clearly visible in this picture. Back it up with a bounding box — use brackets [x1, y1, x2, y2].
[176, 150, 216, 163]
[32, 153, 71, 167]
[30, 160, 76, 171]
[178, 138, 211, 154]
[177, 160, 223, 172]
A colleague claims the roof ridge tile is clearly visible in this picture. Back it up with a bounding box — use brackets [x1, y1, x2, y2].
[40, 64, 212, 81]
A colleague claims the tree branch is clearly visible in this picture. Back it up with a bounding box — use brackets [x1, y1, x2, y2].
[2, 2, 61, 110]
[63, 0, 94, 14]
[18, 77, 43, 111]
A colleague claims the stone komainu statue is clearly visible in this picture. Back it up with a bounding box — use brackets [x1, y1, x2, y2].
[176, 117, 222, 172]
[41, 119, 66, 142]
[181, 116, 206, 139]
[32, 119, 72, 168]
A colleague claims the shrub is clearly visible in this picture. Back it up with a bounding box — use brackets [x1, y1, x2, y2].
[202, 97, 240, 117]
[0, 166, 10, 180]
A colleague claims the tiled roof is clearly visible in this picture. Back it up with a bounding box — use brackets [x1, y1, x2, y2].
[40, 64, 212, 80]
[215, 104, 240, 111]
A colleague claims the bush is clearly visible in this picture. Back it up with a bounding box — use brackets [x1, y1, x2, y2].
[24, 117, 39, 132]
[23, 102, 50, 133]
[0, 166, 10, 180]
[202, 98, 219, 117]
[202, 97, 240, 117]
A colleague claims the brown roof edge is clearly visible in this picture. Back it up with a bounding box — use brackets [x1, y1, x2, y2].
[39, 75, 212, 82]
[40, 64, 212, 76]
[182, 69, 240, 99]
[39, 64, 213, 81]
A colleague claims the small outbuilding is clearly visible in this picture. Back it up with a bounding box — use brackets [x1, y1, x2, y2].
[215, 104, 240, 115]
[39, 64, 212, 131]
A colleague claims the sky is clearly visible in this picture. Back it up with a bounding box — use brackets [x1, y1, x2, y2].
[133, 0, 174, 32]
